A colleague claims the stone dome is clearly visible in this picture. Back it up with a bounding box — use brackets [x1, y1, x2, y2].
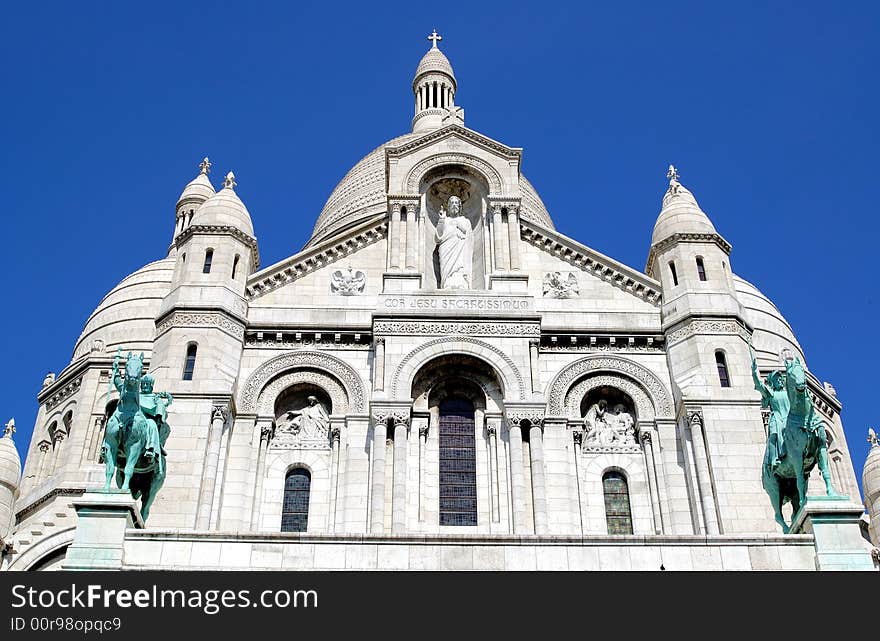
[307, 134, 555, 247]
[73, 258, 176, 361]
[651, 184, 717, 247]
[191, 173, 254, 238]
[732, 274, 807, 369]
[414, 47, 456, 87]
[177, 171, 215, 205]
[0, 422, 20, 540]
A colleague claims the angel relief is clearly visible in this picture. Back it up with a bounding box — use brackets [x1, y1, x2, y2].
[330, 266, 366, 295]
[543, 271, 579, 298]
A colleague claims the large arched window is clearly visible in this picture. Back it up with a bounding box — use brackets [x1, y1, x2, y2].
[715, 350, 731, 388]
[182, 343, 198, 381]
[281, 468, 311, 532]
[439, 398, 477, 526]
[603, 470, 633, 534]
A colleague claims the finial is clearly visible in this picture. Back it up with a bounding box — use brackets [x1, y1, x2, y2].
[3, 418, 14, 439]
[199, 157, 211, 175]
[666, 164, 681, 195]
[869, 428, 879, 448]
[224, 171, 236, 189]
[428, 29, 442, 49]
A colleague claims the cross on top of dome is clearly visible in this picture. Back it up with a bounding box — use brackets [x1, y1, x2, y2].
[428, 29, 442, 49]
[199, 157, 211, 175]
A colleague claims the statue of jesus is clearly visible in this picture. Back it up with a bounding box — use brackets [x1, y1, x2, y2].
[434, 195, 471, 289]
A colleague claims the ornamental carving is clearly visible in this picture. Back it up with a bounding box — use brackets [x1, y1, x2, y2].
[542, 271, 579, 299]
[390, 336, 526, 400]
[331, 266, 366, 295]
[374, 320, 540, 337]
[565, 375, 655, 422]
[44, 377, 83, 411]
[257, 370, 348, 417]
[156, 311, 245, 341]
[405, 153, 504, 194]
[271, 397, 331, 451]
[546, 355, 673, 418]
[666, 319, 751, 345]
[505, 406, 545, 428]
[371, 408, 411, 425]
[239, 351, 366, 414]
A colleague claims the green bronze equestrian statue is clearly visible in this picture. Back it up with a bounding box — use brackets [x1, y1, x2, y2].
[102, 349, 171, 520]
[753, 345, 838, 532]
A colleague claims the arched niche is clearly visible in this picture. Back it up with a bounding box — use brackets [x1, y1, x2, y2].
[420, 165, 490, 291]
[273, 384, 333, 422]
[257, 369, 348, 419]
[567, 375, 653, 422]
[411, 354, 503, 413]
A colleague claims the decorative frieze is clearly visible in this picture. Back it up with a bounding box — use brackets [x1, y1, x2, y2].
[374, 320, 539, 337]
[156, 311, 245, 341]
[540, 334, 664, 353]
[44, 376, 83, 411]
[542, 271, 579, 298]
[666, 318, 751, 346]
[245, 331, 371, 350]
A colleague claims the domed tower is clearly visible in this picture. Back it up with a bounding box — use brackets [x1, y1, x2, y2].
[864, 428, 880, 546]
[169, 157, 216, 256]
[647, 166, 749, 396]
[412, 30, 460, 133]
[0, 419, 22, 557]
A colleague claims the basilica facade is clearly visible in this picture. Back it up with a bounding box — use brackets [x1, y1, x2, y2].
[2, 35, 876, 571]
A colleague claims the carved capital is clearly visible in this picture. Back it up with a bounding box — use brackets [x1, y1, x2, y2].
[330, 427, 341, 443]
[38, 440, 51, 453]
[212, 405, 229, 423]
[687, 410, 704, 429]
[375, 337, 385, 347]
[52, 430, 67, 444]
[640, 431, 652, 446]
[486, 424, 497, 437]
[572, 430, 583, 446]
[261, 422, 275, 442]
[419, 425, 429, 439]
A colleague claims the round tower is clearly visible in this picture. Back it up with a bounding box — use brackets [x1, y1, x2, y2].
[412, 30, 459, 133]
[0, 419, 22, 550]
[864, 428, 880, 545]
[169, 157, 216, 256]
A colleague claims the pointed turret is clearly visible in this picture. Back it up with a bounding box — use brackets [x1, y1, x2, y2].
[170, 157, 216, 255]
[864, 428, 880, 545]
[412, 30, 462, 132]
[0, 419, 21, 549]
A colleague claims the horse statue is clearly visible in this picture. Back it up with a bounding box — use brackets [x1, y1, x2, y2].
[101, 350, 170, 520]
[755, 348, 837, 532]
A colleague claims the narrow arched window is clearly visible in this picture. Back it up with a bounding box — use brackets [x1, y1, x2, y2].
[181, 252, 186, 263]
[62, 410, 73, 435]
[439, 398, 477, 526]
[696, 257, 707, 281]
[281, 468, 311, 532]
[715, 350, 730, 387]
[203, 249, 214, 274]
[232, 254, 240, 280]
[182, 343, 197, 380]
[668, 261, 678, 286]
[603, 471, 633, 534]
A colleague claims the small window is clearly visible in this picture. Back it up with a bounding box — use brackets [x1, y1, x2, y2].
[668, 261, 678, 286]
[696, 257, 707, 281]
[232, 255, 240, 280]
[282, 468, 311, 532]
[203, 249, 213, 274]
[182, 343, 197, 381]
[715, 351, 731, 387]
[603, 471, 633, 534]
[181, 252, 186, 263]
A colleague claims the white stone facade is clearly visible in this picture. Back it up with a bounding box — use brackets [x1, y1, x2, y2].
[2, 36, 872, 571]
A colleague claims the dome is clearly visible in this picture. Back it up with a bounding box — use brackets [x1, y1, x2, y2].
[0, 422, 21, 490]
[651, 183, 717, 247]
[414, 47, 456, 86]
[177, 172, 215, 205]
[307, 133, 555, 247]
[732, 274, 807, 369]
[73, 258, 176, 361]
[190, 172, 255, 238]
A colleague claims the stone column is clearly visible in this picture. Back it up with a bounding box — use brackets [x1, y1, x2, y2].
[328, 426, 341, 533]
[373, 338, 385, 392]
[492, 204, 508, 271]
[405, 204, 418, 270]
[196, 405, 228, 530]
[370, 417, 388, 533]
[50, 430, 67, 475]
[572, 429, 584, 533]
[528, 421, 549, 534]
[687, 411, 719, 535]
[486, 419, 501, 523]
[250, 420, 273, 530]
[507, 418, 527, 533]
[528, 339, 541, 393]
[388, 203, 402, 270]
[507, 207, 521, 270]
[392, 417, 408, 533]
[641, 431, 663, 534]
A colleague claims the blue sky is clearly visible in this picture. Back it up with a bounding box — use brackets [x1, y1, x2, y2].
[1, 2, 877, 488]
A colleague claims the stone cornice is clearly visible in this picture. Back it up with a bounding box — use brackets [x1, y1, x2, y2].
[245, 215, 387, 301]
[520, 219, 662, 306]
[386, 124, 522, 162]
[176, 224, 260, 270]
[645, 232, 732, 277]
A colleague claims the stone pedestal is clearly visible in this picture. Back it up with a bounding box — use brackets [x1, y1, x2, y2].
[790, 496, 875, 571]
[383, 272, 422, 292]
[61, 490, 144, 571]
[488, 273, 529, 294]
